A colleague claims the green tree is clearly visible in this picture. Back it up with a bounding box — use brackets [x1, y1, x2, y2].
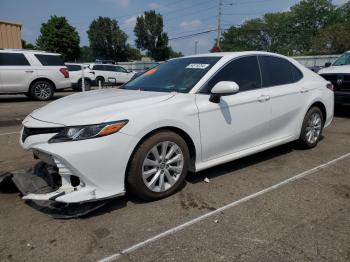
[22, 39, 35, 50]
[220, 0, 339, 55]
[79, 46, 93, 62]
[338, 2, 350, 23]
[134, 10, 170, 61]
[36, 16, 80, 61]
[221, 19, 269, 52]
[87, 16, 129, 62]
[289, 0, 337, 54]
[126, 47, 142, 61]
[311, 23, 350, 54]
[169, 48, 183, 58]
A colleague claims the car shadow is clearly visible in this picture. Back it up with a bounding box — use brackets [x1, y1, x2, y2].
[85, 141, 297, 219]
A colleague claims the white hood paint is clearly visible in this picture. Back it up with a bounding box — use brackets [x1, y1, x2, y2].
[318, 65, 350, 75]
[30, 89, 175, 126]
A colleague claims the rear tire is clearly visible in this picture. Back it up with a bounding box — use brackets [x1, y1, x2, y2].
[78, 79, 91, 91]
[127, 131, 190, 201]
[299, 107, 324, 149]
[30, 80, 54, 101]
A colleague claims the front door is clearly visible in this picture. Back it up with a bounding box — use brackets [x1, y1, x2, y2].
[196, 56, 271, 162]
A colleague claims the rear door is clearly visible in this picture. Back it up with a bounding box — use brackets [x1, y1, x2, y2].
[105, 65, 118, 84]
[115, 66, 130, 83]
[258, 55, 307, 140]
[0, 52, 32, 93]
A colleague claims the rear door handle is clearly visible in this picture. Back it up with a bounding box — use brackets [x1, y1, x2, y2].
[258, 95, 270, 102]
[25, 70, 34, 73]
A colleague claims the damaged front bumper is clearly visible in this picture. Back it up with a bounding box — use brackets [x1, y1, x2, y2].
[0, 167, 112, 219]
[19, 116, 138, 204]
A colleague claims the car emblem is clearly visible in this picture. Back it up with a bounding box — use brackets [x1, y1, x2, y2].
[337, 78, 343, 86]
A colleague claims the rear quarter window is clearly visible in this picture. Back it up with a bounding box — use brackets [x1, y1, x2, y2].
[66, 64, 81, 71]
[0, 53, 30, 66]
[35, 54, 64, 66]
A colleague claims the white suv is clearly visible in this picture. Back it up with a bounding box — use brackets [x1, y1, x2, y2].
[0, 49, 71, 100]
[65, 63, 96, 91]
[89, 63, 136, 85]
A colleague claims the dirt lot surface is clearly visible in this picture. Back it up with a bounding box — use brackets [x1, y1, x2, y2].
[0, 92, 349, 262]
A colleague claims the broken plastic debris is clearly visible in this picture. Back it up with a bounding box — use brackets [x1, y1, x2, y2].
[204, 177, 210, 183]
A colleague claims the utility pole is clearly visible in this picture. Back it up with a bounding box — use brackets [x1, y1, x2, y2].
[195, 41, 198, 55]
[216, 0, 223, 49]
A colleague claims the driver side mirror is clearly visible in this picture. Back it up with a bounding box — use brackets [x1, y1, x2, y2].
[325, 62, 332, 68]
[209, 81, 239, 103]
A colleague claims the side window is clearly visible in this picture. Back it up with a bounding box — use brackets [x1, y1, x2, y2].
[35, 54, 64, 66]
[93, 65, 103, 71]
[259, 56, 296, 87]
[201, 56, 261, 94]
[105, 65, 116, 72]
[116, 66, 127, 73]
[66, 65, 81, 71]
[290, 64, 303, 82]
[0, 53, 30, 66]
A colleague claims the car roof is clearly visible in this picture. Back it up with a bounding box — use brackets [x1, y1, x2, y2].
[186, 51, 287, 59]
[0, 48, 61, 56]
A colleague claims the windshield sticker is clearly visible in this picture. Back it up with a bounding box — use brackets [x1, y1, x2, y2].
[144, 68, 157, 76]
[186, 64, 210, 70]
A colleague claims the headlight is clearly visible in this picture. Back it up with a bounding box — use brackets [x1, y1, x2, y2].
[49, 120, 128, 143]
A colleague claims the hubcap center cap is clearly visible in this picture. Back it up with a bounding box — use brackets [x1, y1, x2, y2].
[160, 163, 166, 170]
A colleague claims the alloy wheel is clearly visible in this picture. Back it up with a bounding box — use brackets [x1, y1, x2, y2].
[305, 112, 322, 144]
[142, 141, 184, 193]
[34, 83, 52, 100]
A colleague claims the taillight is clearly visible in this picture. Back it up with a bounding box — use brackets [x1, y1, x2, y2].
[326, 83, 334, 91]
[59, 68, 69, 78]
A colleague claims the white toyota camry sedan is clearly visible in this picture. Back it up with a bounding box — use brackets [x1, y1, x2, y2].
[21, 52, 334, 203]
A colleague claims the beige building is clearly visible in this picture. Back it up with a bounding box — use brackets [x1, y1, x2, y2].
[0, 20, 22, 49]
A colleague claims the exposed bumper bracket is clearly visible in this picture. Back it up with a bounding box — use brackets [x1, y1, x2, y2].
[0, 167, 111, 219]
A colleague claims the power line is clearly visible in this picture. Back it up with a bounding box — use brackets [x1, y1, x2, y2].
[169, 29, 218, 41]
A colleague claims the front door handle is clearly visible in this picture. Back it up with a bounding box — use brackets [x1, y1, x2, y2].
[258, 95, 270, 102]
[300, 87, 309, 93]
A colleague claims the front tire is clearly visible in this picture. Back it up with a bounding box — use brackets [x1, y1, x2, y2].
[127, 131, 190, 201]
[30, 80, 54, 101]
[299, 107, 324, 148]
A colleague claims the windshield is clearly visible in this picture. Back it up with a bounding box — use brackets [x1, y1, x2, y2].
[333, 53, 350, 66]
[123, 57, 222, 93]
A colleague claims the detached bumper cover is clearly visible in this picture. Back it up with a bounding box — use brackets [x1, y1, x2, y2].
[20, 116, 138, 204]
[0, 170, 111, 219]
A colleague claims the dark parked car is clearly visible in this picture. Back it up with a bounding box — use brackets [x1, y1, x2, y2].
[318, 52, 350, 107]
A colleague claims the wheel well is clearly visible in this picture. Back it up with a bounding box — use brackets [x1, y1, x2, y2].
[125, 127, 197, 185]
[96, 76, 105, 81]
[78, 78, 91, 83]
[309, 101, 327, 122]
[29, 78, 56, 91]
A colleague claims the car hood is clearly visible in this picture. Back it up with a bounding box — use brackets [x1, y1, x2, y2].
[318, 65, 350, 75]
[30, 89, 175, 126]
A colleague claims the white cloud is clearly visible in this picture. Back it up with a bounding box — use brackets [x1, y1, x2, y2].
[118, 0, 130, 8]
[148, 2, 162, 9]
[123, 15, 138, 28]
[103, 0, 130, 8]
[333, 0, 348, 5]
[180, 19, 202, 29]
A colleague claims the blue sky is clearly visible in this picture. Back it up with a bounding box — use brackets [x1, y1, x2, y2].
[0, 0, 348, 55]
